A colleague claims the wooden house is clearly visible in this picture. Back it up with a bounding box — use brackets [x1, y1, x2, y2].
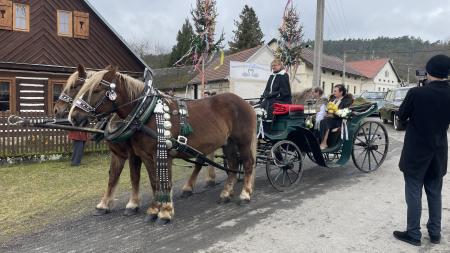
[0, 0, 148, 115]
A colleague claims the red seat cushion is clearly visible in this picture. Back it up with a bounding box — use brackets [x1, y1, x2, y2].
[272, 103, 304, 115]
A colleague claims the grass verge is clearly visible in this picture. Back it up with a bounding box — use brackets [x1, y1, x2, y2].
[0, 153, 194, 244]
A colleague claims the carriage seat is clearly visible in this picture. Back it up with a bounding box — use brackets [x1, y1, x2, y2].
[272, 103, 304, 116]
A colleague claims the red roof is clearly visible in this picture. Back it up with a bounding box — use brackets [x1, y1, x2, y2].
[347, 58, 390, 78]
[189, 45, 263, 84]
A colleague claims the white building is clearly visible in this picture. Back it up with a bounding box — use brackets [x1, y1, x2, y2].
[347, 59, 401, 92]
[188, 43, 400, 99]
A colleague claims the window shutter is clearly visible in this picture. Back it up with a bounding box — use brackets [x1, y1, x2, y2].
[0, 0, 12, 30]
[74, 11, 89, 39]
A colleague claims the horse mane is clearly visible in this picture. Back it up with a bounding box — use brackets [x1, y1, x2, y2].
[75, 70, 145, 102]
[63, 70, 96, 93]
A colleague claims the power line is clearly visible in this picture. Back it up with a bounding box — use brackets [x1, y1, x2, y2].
[334, 0, 351, 39]
[328, 0, 347, 39]
[345, 48, 450, 55]
[324, 2, 340, 38]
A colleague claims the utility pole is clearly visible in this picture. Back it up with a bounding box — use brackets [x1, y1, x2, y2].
[312, 0, 325, 87]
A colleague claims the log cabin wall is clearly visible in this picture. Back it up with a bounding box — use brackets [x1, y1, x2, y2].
[0, 0, 146, 115]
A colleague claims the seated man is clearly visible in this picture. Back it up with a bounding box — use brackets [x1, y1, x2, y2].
[319, 84, 353, 149]
[260, 59, 292, 118]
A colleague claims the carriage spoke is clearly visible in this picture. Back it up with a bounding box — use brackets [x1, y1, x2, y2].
[288, 168, 300, 176]
[284, 144, 290, 160]
[282, 170, 287, 186]
[368, 149, 372, 170]
[361, 127, 369, 142]
[370, 150, 380, 165]
[286, 171, 294, 184]
[274, 169, 283, 182]
[370, 125, 380, 142]
[361, 151, 368, 169]
[373, 149, 385, 156]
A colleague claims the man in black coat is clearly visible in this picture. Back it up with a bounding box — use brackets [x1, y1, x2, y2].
[393, 54, 450, 246]
[260, 59, 292, 118]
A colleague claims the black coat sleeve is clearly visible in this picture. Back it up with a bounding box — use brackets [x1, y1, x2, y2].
[397, 88, 415, 122]
[277, 74, 291, 100]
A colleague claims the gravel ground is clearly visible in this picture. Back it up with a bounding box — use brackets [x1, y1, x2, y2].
[2, 122, 449, 253]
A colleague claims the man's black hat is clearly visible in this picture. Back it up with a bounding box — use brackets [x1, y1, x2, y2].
[426, 54, 450, 79]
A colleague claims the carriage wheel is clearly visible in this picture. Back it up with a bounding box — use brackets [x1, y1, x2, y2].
[352, 121, 389, 173]
[266, 140, 303, 191]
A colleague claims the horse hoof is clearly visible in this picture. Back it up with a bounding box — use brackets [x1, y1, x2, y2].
[180, 191, 193, 198]
[144, 214, 158, 223]
[204, 181, 217, 188]
[93, 208, 110, 216]
[238, 199, 251, 206]
[123, 207, 139, 216]
[156, 218, 171, 225]
[217, 196, 231, 204]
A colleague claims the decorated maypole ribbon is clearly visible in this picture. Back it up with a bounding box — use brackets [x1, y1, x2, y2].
[189, 0, 224, 98]
[276, 0, 304, 82]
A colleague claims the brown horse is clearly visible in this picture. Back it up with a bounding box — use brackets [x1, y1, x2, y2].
[54, 65, 218, 213]
[69, 68, 257, 223]
[53, 65, 142, 216]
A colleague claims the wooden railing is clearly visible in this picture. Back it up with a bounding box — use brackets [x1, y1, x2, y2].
[0, 112, 108, 158]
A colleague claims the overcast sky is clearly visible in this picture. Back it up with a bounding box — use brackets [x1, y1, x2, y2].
[89, 0, 450, 53]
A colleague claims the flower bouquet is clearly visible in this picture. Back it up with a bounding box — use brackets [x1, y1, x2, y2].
[327, 102, 352, 119]
[335, 108, 352, 119]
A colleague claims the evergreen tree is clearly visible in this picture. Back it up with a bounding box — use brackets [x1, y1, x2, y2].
[277, 3, 304, 78]
[169, 18, 195, 66]
[228, 5, 264, 53]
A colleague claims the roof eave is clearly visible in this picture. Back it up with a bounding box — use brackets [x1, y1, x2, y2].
[83, 0, 153, 76]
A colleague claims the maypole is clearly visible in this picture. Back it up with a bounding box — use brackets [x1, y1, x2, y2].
[277, 0, 304, 82]
[190, 0, 224, 98]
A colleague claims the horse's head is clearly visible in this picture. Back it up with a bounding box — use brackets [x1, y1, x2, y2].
[69, 66, 125, 127]
[54, 64, 92, 118]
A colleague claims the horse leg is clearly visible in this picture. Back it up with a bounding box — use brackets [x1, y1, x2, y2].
[237, 135, 257, 204]
[124, 152, 142, 216]
[142, 157, 161, 223]
[218, 142, 238, 203]
[205, 152, 216, 188]
[157, 157, 175, 224]
[181, 163, 201, 198]
[95, 153, 126, 215]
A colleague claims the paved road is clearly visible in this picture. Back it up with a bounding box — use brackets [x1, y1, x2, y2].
[2, 121, 449, 253]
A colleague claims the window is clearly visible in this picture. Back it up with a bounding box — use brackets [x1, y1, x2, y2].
[0, 0, 12, 30]
[340, 73, 343, 77]
[322, 81, 325, 91]
[353, 86, 356, 94]
[379, 79, 381, 82]
[322, 69, 326, 74]
[331, 83, 334, 94]
[0, 80, 10, 112]
[331, 72, 335, 76]
[13, 3, 29, 32]
[74, 11, 89, 39]
[346, 85, 349, 92]
[385, 70, 389, 78]
[57, 10, 72, 37]
[378, 87, 381, 91]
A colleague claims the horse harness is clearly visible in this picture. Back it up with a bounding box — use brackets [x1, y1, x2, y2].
[72, 76, 241, 203]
